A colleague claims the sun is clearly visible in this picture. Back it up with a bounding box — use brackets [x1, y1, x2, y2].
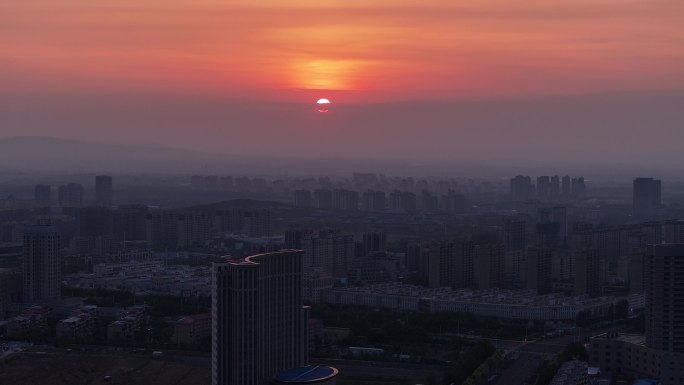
[316, 98, 331, 113]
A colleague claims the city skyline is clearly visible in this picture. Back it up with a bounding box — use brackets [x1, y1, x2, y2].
[2, 1, 684, 384]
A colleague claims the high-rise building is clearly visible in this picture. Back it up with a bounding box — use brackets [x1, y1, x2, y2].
[234, 177, 252, 194]
[302, 230, 354, 278]
[389, 190, 417, 212]
[525, 247, 552, 294]
[510, 175, 533, 201]
[34, 184, 51, 209]
[220, 176, 233, 192]
[95, 175, 113, 207]
[361, 190, 386, 212]
[504, 220, 526, 252]
[332, 189, 359, 211]
[549, 175, 560, 198]
[293, 190, 312, 208]
[633, 178, 662, 219]
[536, 176, 551, 199]
[361, 232, 386, 257]
[441, 190, 466, 212]
[561, 176, 571, 197]
[473, 244, 504, 289]
[664, 220, 684, 243]
[78, 206, 114, 237]
[574, 249, 600, 297]
[427, 242, 458, 288]
[113, 205, 149, 241]
[645, 244, 684, 353]
[536, 222, 560, 249]
[570, 177, 586, 199]
[212, 250, 337, 385]
[551, 206, 568, 239]
[22, 221, 60, 302]
[313, 189, 333, 209]
[58, 183, 84, 209]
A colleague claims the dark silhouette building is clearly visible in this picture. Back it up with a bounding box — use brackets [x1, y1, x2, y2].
[23, 221, 60, 302]
[645, 244, 684, 353]
[58, 183, 84, 210]
[633, 177, 661, 219]
[95, 175, 113, 207]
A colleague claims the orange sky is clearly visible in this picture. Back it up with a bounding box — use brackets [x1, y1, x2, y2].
[2, 0, 683, 102]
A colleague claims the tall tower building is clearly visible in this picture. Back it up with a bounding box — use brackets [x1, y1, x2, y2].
[510, 175, 533, 201]
[525, 247, 552, 294]
[549, 175, 560, 198]
[302, 230, 354, 278]
[561, 176, 571, 197]
[633, 177, 661, 219]
[504, 220, 526, 252]
[362, 232, 387, 257]
[536, 176, 551, 199]
[95, 175, 113, 207]
[58, 183, 84, 209]
[645, 244, 684, 353]
[473, 244, 504, 289]
[574, 249, 600, 297]
[212, 250, 337, 385]
[571, 177, 586, 199]
[23, 221, 60, 302]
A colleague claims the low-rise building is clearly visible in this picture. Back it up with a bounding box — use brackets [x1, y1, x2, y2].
[588, 333, 684, 385]
[6, 305, 51, 339]
[107, 305, 148, 342]
[320, 283, 643, 322]
[173, 313, 211, 345]
[55, 305, 98, 341]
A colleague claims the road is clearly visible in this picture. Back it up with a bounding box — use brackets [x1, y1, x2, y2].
[492, 325, 622, 385]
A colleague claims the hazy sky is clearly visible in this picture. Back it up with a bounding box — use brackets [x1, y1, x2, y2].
[2, 0, 684, 167]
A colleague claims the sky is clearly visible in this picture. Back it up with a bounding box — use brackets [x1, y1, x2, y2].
[1, 0, 684, 169]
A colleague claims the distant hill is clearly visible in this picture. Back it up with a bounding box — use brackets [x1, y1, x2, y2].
[0, 136, 233, 173]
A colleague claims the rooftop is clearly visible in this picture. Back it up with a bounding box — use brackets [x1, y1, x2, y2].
[176, 313, 211, 325]
[274, 365, 339, 383]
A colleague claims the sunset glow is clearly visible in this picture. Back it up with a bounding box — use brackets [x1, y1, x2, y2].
[2, 0, 683, 103]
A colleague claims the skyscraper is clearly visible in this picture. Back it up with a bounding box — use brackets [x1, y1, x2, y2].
[536, 176, 550, 199]
[570, 177, 586, 199]
[212, 250, 337, 385]
[561, 175, 571, 197]
[473, 244, 504, 289]
[58, 183, 84, 209]
[525, 247, 552, 294]
[510, 175, 533, 201]
[549, 175, 560, 198]
[633, 177, 662, 219]
[95, 175, 113, 207]
[574, 248, 600, 297]
[551, 206, 568, 239]
[504, 220, 526, 252]
[645, 244, 684, 353]
[361, 232, 387, 256]
[22, 221, 60, 302]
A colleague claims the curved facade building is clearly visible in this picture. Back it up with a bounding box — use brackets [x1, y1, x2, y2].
[273, 365, 339, 384]
[212, 250, 316, 385]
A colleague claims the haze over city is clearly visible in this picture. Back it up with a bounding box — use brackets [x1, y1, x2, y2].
[2, 0, 684, 171]
[2, 1, 684, 385]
